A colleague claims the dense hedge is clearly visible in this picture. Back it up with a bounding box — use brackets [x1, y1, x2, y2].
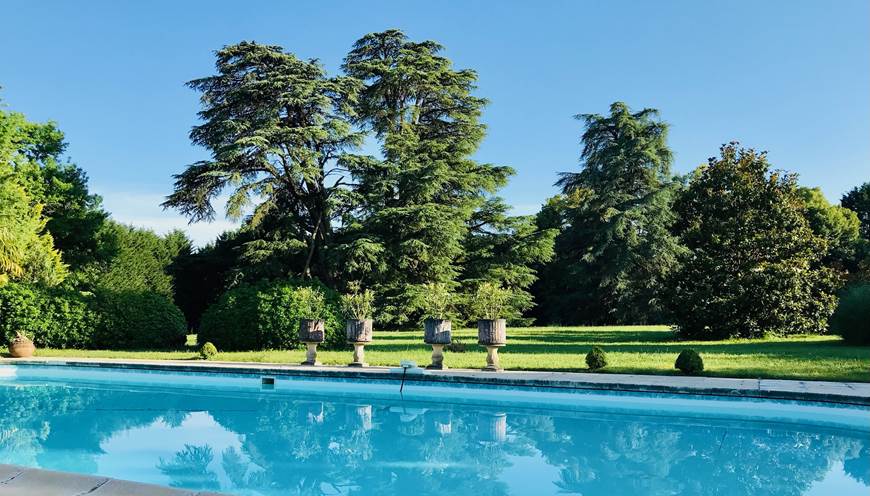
[92, 290, 187, 349]
[830, 284, 870, 345]
[0, 282, 99, 348]
[0, 282, 186, 350]
[199, 278, 344, 351]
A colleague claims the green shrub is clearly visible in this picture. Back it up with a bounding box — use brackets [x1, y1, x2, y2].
[675, 349, 704, 375]
[92, 290, 187, 349]
[199, 278, 343, 351]
[199, 342, 218, 360]
[830, 284, 870, 345]
[0, 282, 99, 348]
[296, 287, 327, 319]
[585, 346, 608, 370]
[341, 288, 375, 320]
[467, 282, 514, 320]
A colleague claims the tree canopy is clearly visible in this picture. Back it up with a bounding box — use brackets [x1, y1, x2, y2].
[667, 143, 837, 339]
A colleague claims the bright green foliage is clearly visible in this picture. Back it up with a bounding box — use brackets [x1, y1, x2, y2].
[409, 283, 457, 321]
[585, 345, 608, 370]
[340, 287, 375, 320]
[199, 278, 344, 351]
[92, 290, 187, 349]
[0, 166, 67, 286]
[668, 143, 838, 339]
[467, 282, 515, 320]
[842, 182, 870, 240]
[675, 349, 704, 375]
[537, 102, 683, 325]
[295, 286, 327, 319]
[829, 284, 870, 345]
[163, 42, 364, 280]
[78, 221, 183, 298]
[340, 30, 513, 324]
[0, 109, 107, 269]
[798, 187, 862, 274]
[199, 342, 218, 360]
[0, 282, 98, 348]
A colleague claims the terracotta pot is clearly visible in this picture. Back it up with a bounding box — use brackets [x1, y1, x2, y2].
[346, 319, 373, 343]
[8, 336, 36, 358]
[423, 318, 452, 344]
[298, 319, 325, 343]
[477, 319, 507, 345]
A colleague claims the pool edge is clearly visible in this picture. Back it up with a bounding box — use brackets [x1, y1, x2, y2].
[0, 463, 226, 495]
[3, 357, 869, 406]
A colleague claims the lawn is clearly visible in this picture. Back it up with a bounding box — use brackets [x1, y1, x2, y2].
[26, 326, 870, 382]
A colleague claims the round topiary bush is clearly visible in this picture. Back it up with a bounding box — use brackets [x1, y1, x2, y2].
[198, 278, 343, 351]
[829, 284, 870, 345]
[92, 290, 188, 349]
[675, 349, 704, 375]
[0, 282, 99, 348]
[199, 342, 218, 360]
[585, 346, 608, 370]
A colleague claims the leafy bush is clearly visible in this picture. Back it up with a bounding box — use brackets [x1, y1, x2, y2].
[411, 283, 457, 320]
[675, 349, 704, 375]
[830, 284, 870, 345]
[467, 282, 514, 320]
[0, 282, 99, 348]
[341, 288, 375, 320]
[92, 290, 187, 349]
[585, 346, 608, 370]
[199, 342, 218, 360]
[199, 278, 343, 351]
[296, 287, 327, 319]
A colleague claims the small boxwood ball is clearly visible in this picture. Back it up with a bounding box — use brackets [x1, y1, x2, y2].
[199, 342, 218, 360]
[675, 349, 704, 375]
[585, 346, 608, 370]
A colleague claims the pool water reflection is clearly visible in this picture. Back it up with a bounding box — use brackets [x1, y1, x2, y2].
[0, 380, 867, 495]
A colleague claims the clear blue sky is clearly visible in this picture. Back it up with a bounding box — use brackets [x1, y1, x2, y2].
[2, 0, 868, 245]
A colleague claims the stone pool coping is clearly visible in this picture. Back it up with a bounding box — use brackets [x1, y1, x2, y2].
[3, 356, 869, 406]
[0, 463, 224, 495]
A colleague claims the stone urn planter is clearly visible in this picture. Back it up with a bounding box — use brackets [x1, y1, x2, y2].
[346, 319, 373, 367]
[298, 319, 325, 366]
[423, 318, 452, 370]
[8, 331, 35, 358]
[478, 412, 507, 444]
[477, 319, 507, 371]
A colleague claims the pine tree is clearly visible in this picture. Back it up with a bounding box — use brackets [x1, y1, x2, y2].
[340, 30, 512, 324]
[537, 102, 683, 324]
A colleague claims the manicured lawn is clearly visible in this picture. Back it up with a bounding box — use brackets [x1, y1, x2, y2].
[24, 326, 870, 382]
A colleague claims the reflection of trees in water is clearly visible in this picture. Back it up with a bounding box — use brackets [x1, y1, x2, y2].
[157, 444, 220, 490]
[1, 381, 868, 496]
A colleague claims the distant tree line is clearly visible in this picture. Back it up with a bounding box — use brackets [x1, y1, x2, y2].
[1, 29, 868, 349]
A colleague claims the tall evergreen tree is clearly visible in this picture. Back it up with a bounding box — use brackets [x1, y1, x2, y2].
[536, 102, 683, 324]
[163, 42, 364, 280]
[842, 182, 870, 240]
[667, 143, 838, 339]
[341, 30, 512, 323]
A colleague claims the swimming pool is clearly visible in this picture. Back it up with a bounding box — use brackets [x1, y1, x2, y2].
[1, 363, 868, 495]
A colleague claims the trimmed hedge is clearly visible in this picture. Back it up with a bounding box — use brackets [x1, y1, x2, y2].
[675, 349, 704, 375]
[0, 282, 99, 348]
[92, 290, 187, 349]
[585, 346, 608, 370]
[199, 278, 344, 351]
[830, 284, 870, 345]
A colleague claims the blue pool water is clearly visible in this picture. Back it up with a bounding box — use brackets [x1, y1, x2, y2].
[0, 365, 868, 495]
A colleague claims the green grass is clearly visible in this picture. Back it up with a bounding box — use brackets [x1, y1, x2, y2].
[25, 326, 870, 382]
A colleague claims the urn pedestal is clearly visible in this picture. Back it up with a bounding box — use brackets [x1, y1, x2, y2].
[423, 318, 452, 370]
[298, 319, 325, 366]
[477, 319, 506, 371]
[346, 319, 373, 367]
